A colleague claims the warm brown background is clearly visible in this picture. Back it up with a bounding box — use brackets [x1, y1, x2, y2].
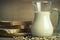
[0, 0, 60, 21]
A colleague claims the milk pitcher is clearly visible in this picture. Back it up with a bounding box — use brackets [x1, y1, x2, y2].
[31, 1, 59, 37]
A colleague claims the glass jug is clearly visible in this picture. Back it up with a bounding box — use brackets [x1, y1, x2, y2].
[31, 1, 59, 37]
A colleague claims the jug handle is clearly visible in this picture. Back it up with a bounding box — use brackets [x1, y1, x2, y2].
[51, 8, 59, 28]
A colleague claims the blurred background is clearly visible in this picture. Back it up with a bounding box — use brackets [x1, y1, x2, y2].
[0, 0, 60, 21]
